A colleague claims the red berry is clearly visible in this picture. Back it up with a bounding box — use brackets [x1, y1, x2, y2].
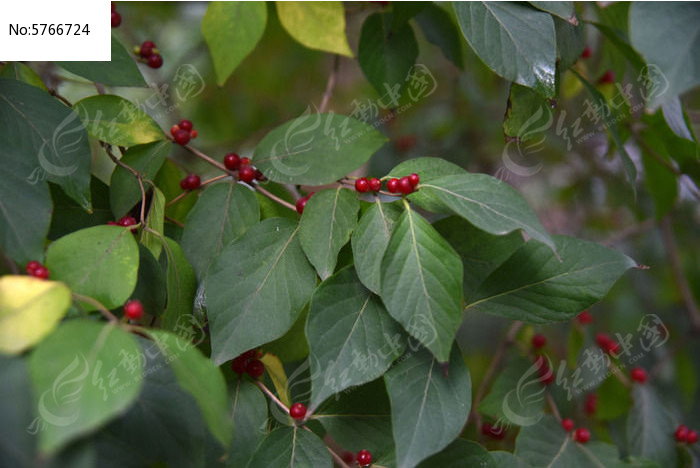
[688, 430, 698, 444]
[607, 341, 620, 355]
[584, 393, 597, 415]
[32, 266, 50, 280]
[595, 333, 612, 349]
[111, 11, 121, 28]
[140, 41, 156, 58]
[239, 166, 256, 183]
[296, 197, 309, 214]
[368, 178, 382, 192]
[394, 134, 417, 152]
[240, 157, 251, 166]
[118, 216, 137, 227]
[398, 176, 414, 194]
[178, 119, 193, 132]
[231, 356, 247, 375]
[574, 427, 590, 443]
[356, 449, 372, 466]
[170, 124, 180, 137]
[386, 178, 400, 193]
[289, 402, 307, 421]
[189, 130, 198, 139]
[581, 46, 592, 59]
[180, 174, 201, 191]
[124, 300, 144, 320]
[147, 54, 163, 69]
[532, 333, 547, 349]
[676, 425, 689, 442]
[534, 355, 554, 385]
[577, 310, 593, 324]
[26, 260, 41, 275]
[630, 367, 647, 384]
[224, 153, 241, 170]
[173, 129, 190, 146]
[408, 173, 420, 187]
[597, 70, 615, 85]
[254, 169, 266, 181]
[561, 418, 574, 432]
[355, 177, 370, 193]
[482, 422, 506, 440]
[246, 359, 264, 379]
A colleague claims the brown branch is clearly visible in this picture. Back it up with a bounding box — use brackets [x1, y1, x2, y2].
[72, 293, 119, 322]
[48, 89, 73, 107]
[102, 143, 148, 224]
[545, 392, 561, 421]
[164, 215, 184, 228]
[256, 381, 290, 415]
[319, 55, 340, 113]
[255, 185, 297, 212]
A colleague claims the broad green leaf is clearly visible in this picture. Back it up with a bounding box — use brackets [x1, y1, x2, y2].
[263, 306, 310, 363]
[490, 451, 531, 468]
[140, 187, 165, 260]
[419, 173, 555, 252]
[276, 2, 353, 57]
[417, 439, 494, 468]
[454, 2, 557, 97]
[384, 346, 471, 468]
[74, 95, 165, 147]
[58, 37, 146, 87]
[416, 4, 464, 69]
[299, 187, 359, 279]
[629, 3, 700, 109]
[627, 385, 677, 467]
[202, 2, 267, 86]
[358, 13, 418, 96]
[391, 2, 429, 30]
[380, 206, 463, 362]
[206, 218, 316, 365]
[529, 2, 577, 25]
[159, 237, 196, 331]
[109, 140, 170, 219]
[503, 83, 552, 143]
[595, 372, 631, 420]
[351, 201, 402, 294]
[0, 62, 47, 90]
[155, 159, 197, 224]
[45, 225, 139, 310]
[227, 380, 268, 468]
[0, 276, 71, 354]
[0, 356, 36, 467]
[590, 22, 645, 72]
[639, 128, 677, 218]
[252, 113, 386, 185]
[434, 216, 524, 295]
[132, 244, 167, 317]
[554, 17, 586, 70]
[248, 426, 332, 468]
[181, 182, 259, 280]
[467, 236, 637, 323]
[146, 330, 233, 448]
[29, 321, 144, 454]
[49, 178, 113, 240]
[307, 267, 404, 409]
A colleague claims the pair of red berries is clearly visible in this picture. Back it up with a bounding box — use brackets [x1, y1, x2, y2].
[111, 2, 121, 28]
[26, 261, 50, 280]
[180, 174, 201, 191]
[560, 418, 590, 443]
[222, 153, 265, 183]
[676, 425, 699, 444]
[231, 349, 265, 379]
[108, 215, 138, 229]
[595, 332, 620, 355]
[296, 192, 314, 214]
[354, 177, 382, 193]
[341, 449, 372, 466]
[124, 299, 144, 320]
[386, 173, 420, 195]
[171, 119, 197, 146]
[134, 40, 163, 69]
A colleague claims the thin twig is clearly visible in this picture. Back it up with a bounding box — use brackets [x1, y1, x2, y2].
[319, 55, 340, 113]
[72, 293, 119, 322]
[102, 143, 148, 223]
[255, 185, 297, 212]
[94, 82, 106, 95]
[608, 361, 631, 388]
[256, 381, 290, 415]
[325, 446, 351, 468]
[164, 215, 185, 228]
[545, 392, 561, 421]
[48, 89, 73, 107]
[630, 128, 680, 175]
[180, 140, 230, 172]
[165, 174, 229, 208]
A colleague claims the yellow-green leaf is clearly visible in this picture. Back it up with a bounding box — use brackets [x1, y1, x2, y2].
[276, 2, 353, 57]
[260, 352, 291, 407]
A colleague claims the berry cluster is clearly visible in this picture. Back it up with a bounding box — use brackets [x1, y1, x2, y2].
[133, 40, 163, 69]
[26, 261, 50, 280]
[170, 119, 197, 145]
[223, 153, 265, 184]
[595, 332, 620, 355]
[560, 418, 590, 443]
[107, 215, 138, 230]
[675, 425, 699, 444]
[111, 3, 122, 28]
[230, 349, 264, 379]
[386, 173, 420, 195]
[295, 192, 314, 214]
[180, 174, 201, 191]
[354, 177, 382, 193]
[124, 299, 144, 320]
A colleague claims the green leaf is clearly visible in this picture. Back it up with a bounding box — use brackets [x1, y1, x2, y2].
[391, 2, 428, 30]
[140, 187, 165, 260]
[595, 372, 631, 420]
[159, 237, 196, 331]
[263, 306, 310, 363]
[58, 37, 146, 87]
[45, 225, 139, 310]
[529, 2, 577, 25]
[299, 187, 359, 279]
[248, 426, 332, 468]
[554, 17, 586, 70]
[181, 182, 260, 280]
[0, 276, 71, 354]
[358, 13, 418, 96]
[466, 235, 637, 323]
[490, 451, 531, 468]
[146, 330, 233, 448]
[351, 201, 402, 294]
[503, 83, 552, 143]
[418, 173, 555, 252]
[131, 245, 167, 317]
[380, 206, 463, 362]
[0, 62, 47, 90]
[627, 385, 677, 467]
[629, 2, 700, 109]
[74, 95, 165, 147]
[661, 97, 695, 141]
[0, 355, 36, 467]
[384, 346, 471, 468]
[417, 439, 494, 468]
[639, 129, 678, 218]
[109, 141, 170, 219]
[252, 113, 386, 185]
[49, 178, 113, 240]
[306, 266, 404, 409]
[29, 321, 144, 454]
[202, 2, 267, 86]
[415, 4, 464, 69]
[453, 2, 557, 97]
[155, 159, 197, 224]
[590, 22, 645, 72]
[227, 380, 268, 468]
[206, 218, 316, 365]
[276, 2, 353, 57]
